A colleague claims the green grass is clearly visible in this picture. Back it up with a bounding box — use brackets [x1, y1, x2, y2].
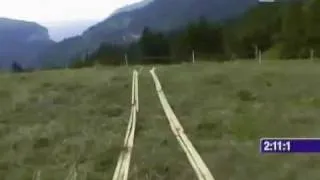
[153, 61, 320, 180]
[1, 61, 320, 180]
[0, 67, 132, 179]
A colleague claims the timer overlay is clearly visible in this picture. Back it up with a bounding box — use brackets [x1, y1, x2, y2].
[261, 139, 320, 153]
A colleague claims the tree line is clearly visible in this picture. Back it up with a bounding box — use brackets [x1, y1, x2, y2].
[71, 0, 320, 68]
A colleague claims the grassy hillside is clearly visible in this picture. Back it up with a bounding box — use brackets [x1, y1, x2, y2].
[0, 67, 132, 179]
[151, 61, 320, 179]
[1, 61, 320, 179]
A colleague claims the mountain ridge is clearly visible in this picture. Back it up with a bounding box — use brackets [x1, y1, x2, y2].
[45, 19, 99, 42]
[0, 18, 54, 69]
[110, 0, 154, 16]
[39, 0, 259, 67]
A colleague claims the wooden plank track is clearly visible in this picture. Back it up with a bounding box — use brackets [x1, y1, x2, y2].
[112, 70, 139, 180]
[149, 67, 215, 180]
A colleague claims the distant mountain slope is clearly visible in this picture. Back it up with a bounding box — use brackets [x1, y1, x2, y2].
[39, 0, 258, 67]
[0, 18, 54, 69]
[45, 20, 99, 42]
[111, 0, 154, 15]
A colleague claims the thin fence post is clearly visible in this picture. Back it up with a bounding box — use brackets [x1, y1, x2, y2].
[192, 50, 195, 64]
[310, 49, 314, 62]
[254, 45, 258, 61]
[125, 53, 128, 66]
[258, 50, 262, 64]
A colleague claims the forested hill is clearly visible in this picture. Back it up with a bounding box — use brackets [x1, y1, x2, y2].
[70, 0, 320, 68]
[39, 0, 258, 68]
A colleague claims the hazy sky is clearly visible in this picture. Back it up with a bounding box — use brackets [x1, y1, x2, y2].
[0, 0, 142, 25]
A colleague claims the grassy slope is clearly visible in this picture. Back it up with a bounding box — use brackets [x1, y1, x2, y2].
[0, 67, 132, 179]
[1, 61, 320, 180]
[154, 61, 320, 180]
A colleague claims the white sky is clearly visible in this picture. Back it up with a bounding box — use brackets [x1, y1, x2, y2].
[0, 0, 142, 25]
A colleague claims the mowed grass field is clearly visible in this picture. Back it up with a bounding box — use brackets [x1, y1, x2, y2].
[1, 61, 320, 180]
